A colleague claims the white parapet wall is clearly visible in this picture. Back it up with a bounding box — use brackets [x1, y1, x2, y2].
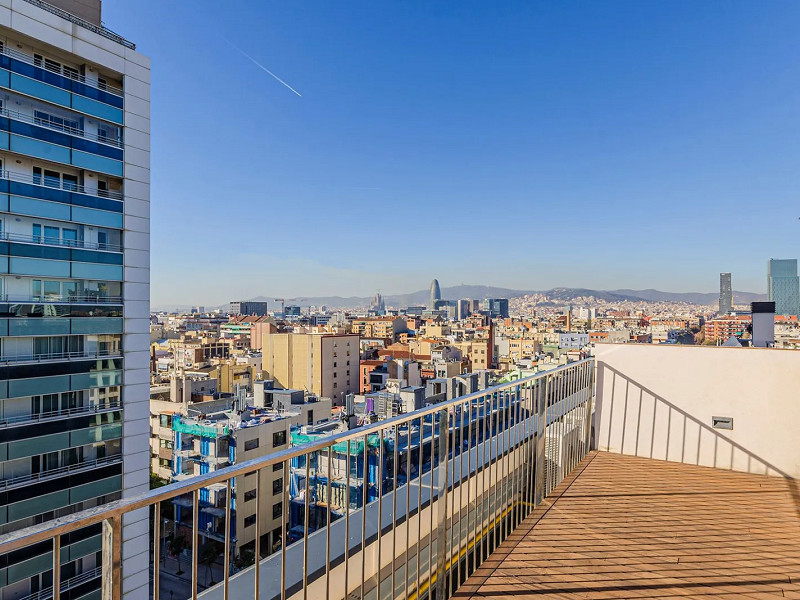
[594, 343, 800, 479]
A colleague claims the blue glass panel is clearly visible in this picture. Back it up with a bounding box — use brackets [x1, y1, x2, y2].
[10, 134, 71, 164]
[71, 137, 123, 161]
[0, 319, 7, 336]
[10, 195, 71, 220]
[0, 67, 9, 88]
[9, 242, 70, 261]
[70, 373, 92, 390]
[9, 256, 70, 277]
[0, 179, 8, 194]
[7, 119, 71, 147]
[71, 249, 123, 265]
[0, 131, 8, 150]
[10, 181, 70, 204]
[70, 150, 123, 176]
[70, 317, 123, 335]
[0, 380, 7, 400]
[8, 318, 70, 336]
[70, 262, 122, 281]
[9, 72, 71, 107]
[8, 375, 71, 398]
[70, 205, 123, 228]
[70, 81, 124, 109]
[70, 192, 123, 213]
[0, 193, 8, 212]
[71, 95, 123, 124]
[0, 256, 7, 274]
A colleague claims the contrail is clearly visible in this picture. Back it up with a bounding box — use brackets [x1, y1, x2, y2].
[224, 38, 302, 97]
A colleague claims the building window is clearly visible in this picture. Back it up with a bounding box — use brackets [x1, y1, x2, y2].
[159, 439, 173, 449]
[273, 462, 283, 472]
[160, 415, 172, 428]
[244, 489, 257, 502]
[244, 439, 259, 451]
[273, 478, 283, 495]
[158, 458, 172, 469]
[273, 431, 286, 447]
[272, 502, 283, 520]
[244, 514, 256, 528]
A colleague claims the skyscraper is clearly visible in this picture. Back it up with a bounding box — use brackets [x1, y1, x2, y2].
[767, 259, 800, 317]
[0, 1, 149, 596]
[719, 272, 733, 314]
[429, 278, 441, 309]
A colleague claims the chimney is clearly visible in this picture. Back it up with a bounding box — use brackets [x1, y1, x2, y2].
[751, 302, 775, 348]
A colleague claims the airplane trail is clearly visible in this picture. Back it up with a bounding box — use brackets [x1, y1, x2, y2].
[224, 39, 302, 97]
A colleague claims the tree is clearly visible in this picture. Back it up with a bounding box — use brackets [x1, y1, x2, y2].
[167, 534, 189, 576]
[234, 545, 256, 570]
[199, 542, 220, 586]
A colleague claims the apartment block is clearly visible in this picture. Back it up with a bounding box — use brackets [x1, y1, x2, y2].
[0, 0, 150, 597]
[262, 331, 359, 403]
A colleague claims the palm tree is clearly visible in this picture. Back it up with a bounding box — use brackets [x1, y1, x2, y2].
[199, 542, 219, 586]
[167, 535, 188, 576]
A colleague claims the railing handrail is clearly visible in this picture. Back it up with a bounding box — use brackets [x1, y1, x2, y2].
[0, 106, 123, 147]
[0, 399, 120, 428]
[17, 564, 103, 600]
[0, 453, 122, 491]
[0, 348, 120, 364]
[0, 169, 124, 201]
[0, 28, 129, 89]
[0, 357, 595, 554]
[0, 230, 122, 252]
[0, 294, 123, 304]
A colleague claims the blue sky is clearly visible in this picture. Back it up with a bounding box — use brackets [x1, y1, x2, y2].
[103, 1, 800, 306]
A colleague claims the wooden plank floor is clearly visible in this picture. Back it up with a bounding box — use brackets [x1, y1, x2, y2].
[454, 451, 800, 599]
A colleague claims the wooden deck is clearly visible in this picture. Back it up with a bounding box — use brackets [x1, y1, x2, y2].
[455, 451, 800, 599]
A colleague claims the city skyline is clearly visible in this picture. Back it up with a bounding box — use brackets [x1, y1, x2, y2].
[100, 1, 800, 306]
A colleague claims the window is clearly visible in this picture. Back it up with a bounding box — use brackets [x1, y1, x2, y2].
[62, 174, 78, 191]
[159, 439, 173, 449]
[273, 463, 283, 472]
[244, 514, 256, 528]
[307, 410, 313, 425]
[244, 489, 257, 502]
[273, 478, 283, 495]
[272, 502, 282, 520]
[272, 431, 286, 447]
[159, 414, 172, 428]
[244, 438, 259, 451]
[158, 458, 171, 469]
[333, 383, 337, 389]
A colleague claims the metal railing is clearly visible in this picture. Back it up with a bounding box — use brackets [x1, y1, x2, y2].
[0, 106, 123, 147]
[0, 454, 122, 491]
[0, 358, 595, 600]
[0, 230, 123, 252]
[0, 169, 124, 201]
[0, 399, 121, 428]
[6, 3, 133, 62]
[18, 564, 103, 600]
[0, 348, 120, 364]
[0, 293, 123, 304]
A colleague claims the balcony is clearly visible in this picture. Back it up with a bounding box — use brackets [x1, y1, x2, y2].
[0, 348, 121, 365]
[0, 349, 797, 600]
[0, 453, 122, 492]
[0, 398, 120, 428]
[0, 230, 123, 252]
[0, 169, 123, 206]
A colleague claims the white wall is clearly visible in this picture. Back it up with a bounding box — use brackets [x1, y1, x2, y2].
[594, 343, 800, 478]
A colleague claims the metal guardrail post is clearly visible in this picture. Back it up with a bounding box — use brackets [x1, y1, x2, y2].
[585, 360, 595, 452]
[434, 407, 450, 600]
[101, 516, 121, 600]
[534, 375, 547, 507]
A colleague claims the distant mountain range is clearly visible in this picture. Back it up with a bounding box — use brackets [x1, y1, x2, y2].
[154, 285, 766, 312]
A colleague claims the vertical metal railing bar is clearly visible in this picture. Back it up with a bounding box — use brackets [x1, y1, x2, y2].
[360, 434, 368, 600]
[392, 423, 399, 600]
[447, 407, 454, 598]
[153, 503, 160, 600]
[427, 415, 435, 595]
[527, 380, 536, 516]
[492, 391, 499, 552]
[325, 445, 332, 600]
[564, 368, 572, 478]
[455, 401, 463, 589]
[501, 389, 509, 543]
[344, 440, 351, 599]
[281, 458, 289, 600]
[101, 516, 121, 600]
[482, 391, 490, 564]
[434, 407, 450, 600]
[224, 478, 231, 599]
[466, 396, 473, 580]
[192, 489, 200, 600]
[376, 428, 384, 600]
[404, 420, 411, 600]
[514, 383, 522, 528]
[52, 535, 60, 600]
[415, 416, 423, 599]
[254, 469, 261, 600]
[303, 453, 311, 600]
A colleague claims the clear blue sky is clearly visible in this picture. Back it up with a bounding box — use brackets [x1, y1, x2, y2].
[103, 1, 800, 307]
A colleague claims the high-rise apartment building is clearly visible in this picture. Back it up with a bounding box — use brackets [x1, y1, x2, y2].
[768, 259, 800, 317]
[0, 1, 149, 597]
[719, 272, 732, 314]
